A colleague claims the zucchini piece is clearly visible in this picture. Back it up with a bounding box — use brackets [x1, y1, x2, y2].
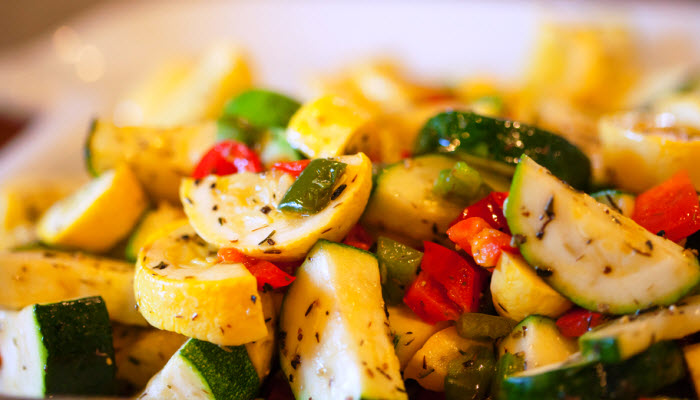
[279, 240, 406, 400]
[362, 154, 468, 245]
[377, 237, 423, 305]
[444, 345, 496, 400]
[86, 119, 216, 202]
[112, 324, 187, 392]
[499, 315, 578, 371]
[590, 189, 636, 218]
[491, 352, 525, 398]
[455, 313, 516, 341]
[600, 110, 700, 193]
[181, 153, 372, 261]
[387, 305, 448, 370]
[580, 294, 700, 362]
[490, 252, 572, 322]
[134, 220, 267, 346]
[683, 342, 700, 399]
[286, 95, 381, 159]
[220, 88, 300, 130]
[125, 201, 185, 262]
[278, 159, 347, 214]
[499, 341, 686, 400]
[243, 291, 279, 382]
[139, 339, 259, 400]
[404, 326, 488, 392]
[415, 111, 592, 190]
[505, 156, 700, 314]
[37, 164, 148, 253]
[0, 296, 115, 397]
[0, 250, 144, 325]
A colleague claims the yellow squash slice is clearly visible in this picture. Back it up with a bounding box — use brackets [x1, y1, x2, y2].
[181, 153, 372, 261]
[37, 164, 148, 252]
[0, 250, 145, 325]
[134, 220, 267, 346]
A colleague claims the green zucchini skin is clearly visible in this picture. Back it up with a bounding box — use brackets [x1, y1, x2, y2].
[499, 341, 685, 400]
[414, 111, 591, 190]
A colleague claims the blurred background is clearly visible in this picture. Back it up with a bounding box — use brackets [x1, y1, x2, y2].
[0, 1, 699, 182]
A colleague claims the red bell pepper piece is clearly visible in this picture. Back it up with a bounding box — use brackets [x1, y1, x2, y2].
[342, 224, 375, 251]
[404, 270, 461, 324]
[419, 242, 486, 312]
[218, 248, 295, 290]
[555, 308, 606, 338]
[192, 140, 263, 179]
[451, 192, 510, 233]
[270, 159, 311, 177]
[631, 171, 700, 242]
[447, 217, 517, 267]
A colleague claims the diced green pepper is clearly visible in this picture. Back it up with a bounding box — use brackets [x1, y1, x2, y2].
[216, 117, 259, 145]
[221, 89, 301, 129]
[376, 237, 423, 305]
[433, 161, 490, 202]
[456, 313, 516, 341]
[445, 345, 496, 400]
[278, 159, 346, 214]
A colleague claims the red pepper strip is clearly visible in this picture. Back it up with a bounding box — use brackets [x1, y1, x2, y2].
[447, 217, 517, 267]
[218, 248, 295, 290]
[270, 159, 311, 177]
[192, 140, 263, 179]
[631, 170, 700, 242]
[451, 192, 510, 233]
[404, 270, 461, 325]
[419, 242, 486, 313]
[342, 224, 375, 251]
[555, 308, 606, 338]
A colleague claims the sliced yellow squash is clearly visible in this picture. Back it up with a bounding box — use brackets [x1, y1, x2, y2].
[86, 119, 216, 202]
[0, 250, 145, 325]
[599, 111, 700, 192]
[244, 291, 279, 381]
[134, 220, 267, 346]
[490, 252, 572, 322]
[181, 153, 372, 261]
[37, 164, 148, 252]
[125, 201, 185, 262]
[286, 96, 380, 160]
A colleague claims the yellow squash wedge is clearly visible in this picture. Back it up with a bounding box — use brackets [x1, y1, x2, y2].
[134, 220, 267, 346]
[37, 164, 148, 252]
[181, 153, 372, 261]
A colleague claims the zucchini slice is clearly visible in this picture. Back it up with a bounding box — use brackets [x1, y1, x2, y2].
[505, 156, 700, 314]
[86, 119, 216, 202]
[134, 220, 267, 346]
[0, 297, 115, 397]
[0, 250, 145, 325]
[499, 315, 578, 371]
[139, 339, 260, 400]
[181, 153, 372, 261]
[404, 326, 487, 392]
[590, 189, 635, 218]
[286, 95, 380, 159]
[362, 154, 468, 245]
[125, 201, 185, 262]
[499, 341, 686, 400]
[490, 252, 572, 322]
[279, 240, 406, 400]
[580, 294, 700, 362]
[415, 111, 592, 190]
[387, 305, 448, 370]
[37, 164, 148, 253]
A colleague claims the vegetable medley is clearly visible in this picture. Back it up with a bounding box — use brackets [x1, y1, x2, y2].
[2, 25, 700, 399]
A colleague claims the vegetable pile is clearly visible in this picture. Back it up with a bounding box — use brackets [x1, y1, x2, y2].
[1, 26, 700, 399]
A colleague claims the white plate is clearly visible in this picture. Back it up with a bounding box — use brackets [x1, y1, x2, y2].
[0, 1, 698, 183]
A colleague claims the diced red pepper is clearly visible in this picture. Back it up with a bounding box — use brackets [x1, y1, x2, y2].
[218, 248, 295, 290]
[270, 159, 311, 177]
[555, 308, 606, 338]
[192, 140, 263, 179]
[451, 192, 510, 233]
[419, 242, 486, 312]
[447, 217, 517, 267]
[404, 271, 461, 324]
[342, 224, 375, 251]
[632, 171, 700, 242]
